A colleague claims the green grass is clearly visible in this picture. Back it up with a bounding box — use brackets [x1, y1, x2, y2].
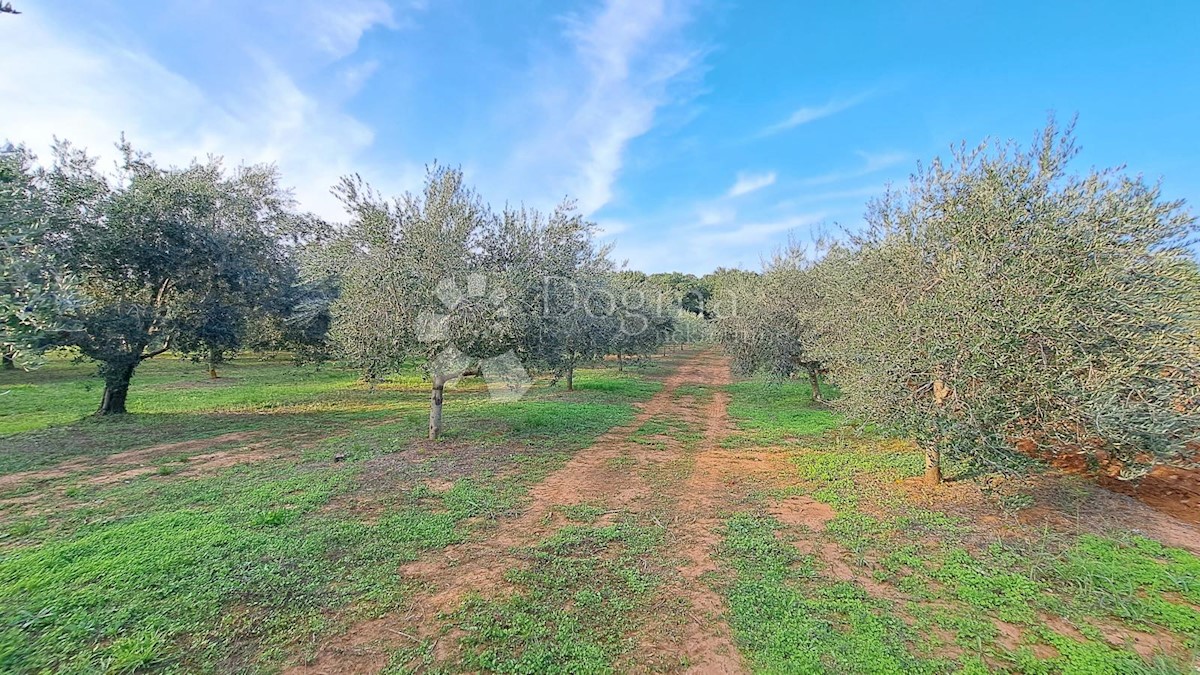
[724, 379, 842, 447]
[630, 414, 703, 450]
[0, 353, 661, 478]
[0, 353, 672, 673]
[7, 349, 1199, 673]
[716, 370, 1200, 673]
[718, 512, 942, 674]
[558, 502, 611, 523]
[438, 518, 668, 674]
[672, 384, 712, 401]
[566, 369, 661, 400]
[0, 351, 367, 435]
[0, 455, 448, 673]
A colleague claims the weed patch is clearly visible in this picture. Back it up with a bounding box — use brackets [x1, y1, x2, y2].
[444, 519, 668, 673]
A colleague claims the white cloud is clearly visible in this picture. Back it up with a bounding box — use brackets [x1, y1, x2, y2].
[339, 60, 381, 95]
[503, 0, 702, 215]
[727, 170, 776, 197]
[0, 4, 414, 221]
[759, 90, 874, 137]
[771, 184, 890, 212]
[695, 205, 735, 227]
[799, 151, 908, 187]
[289, 0, 398, 58]
[610, 212, 825, 274]
[692, 213, 825, 246]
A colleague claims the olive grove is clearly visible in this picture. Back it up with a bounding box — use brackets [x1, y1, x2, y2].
[0, 144, 74, 370]
[38, 140, 309, 413]
[711, 242, 827, 400]
[312, 166, 676, 439]
[814, 122, 1200, 484]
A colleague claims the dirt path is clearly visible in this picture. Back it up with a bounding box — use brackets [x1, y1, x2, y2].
[274, 349, 1200, 674]
[289, 349, 753, 674]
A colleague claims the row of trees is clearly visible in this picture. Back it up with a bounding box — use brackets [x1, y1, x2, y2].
[1, 140, 332, 413]
[309, 166, 677, 438]
[714, 121, 1200, 484]
[1, 143, 684, 432]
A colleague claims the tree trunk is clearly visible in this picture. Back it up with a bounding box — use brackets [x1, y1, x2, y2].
[97, 362, 137, 415]
[924, 377, 947, 486]
[566, 364, 575, 391]
[207, 346, 220, 379]
[805, 364, 823, 402]
[617, 353, 624, 372]
[924, 445, 942, 486]
[428, 375, 447, 440]
[1, 347, 14, 371]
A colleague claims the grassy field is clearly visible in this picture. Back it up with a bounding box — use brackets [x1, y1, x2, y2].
[714, 380, 1200, 674]
[1, 349, 1198, 673]
[0, 352, 672, 673]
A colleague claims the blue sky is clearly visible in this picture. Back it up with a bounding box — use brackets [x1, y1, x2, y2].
[3, 0, 1198, 273]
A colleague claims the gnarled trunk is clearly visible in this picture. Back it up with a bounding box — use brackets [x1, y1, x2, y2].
[924, 378, 948, 485]
[923, 445, 942, 486]
[805, 363, 823, 402]
[428, 374, 448, 440]
[1, 347, 14, 370]
[98, 362, 137, 415]
[207, 346, 221, 379]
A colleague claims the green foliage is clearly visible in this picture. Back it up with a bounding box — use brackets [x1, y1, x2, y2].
[41, 139, 312, 414]
[645, 271, 711, 318]
[711, 241, 826, 387]
[816, 120, 1200, 474]
[0, 144, 74, 368]
[314, 166, 669, 437]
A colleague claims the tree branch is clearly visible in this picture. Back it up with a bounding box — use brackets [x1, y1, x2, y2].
[140, 335, 172, 361]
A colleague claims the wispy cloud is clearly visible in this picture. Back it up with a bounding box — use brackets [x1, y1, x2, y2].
[0, 2, 418, 221]
[799, 151, 908, 187]
[695, 205, 736, 227]
[338, 60, 381, 95]
[610, 210, 826, 274]
[759, 90, 875, 137]
[292, 0, 398, 58]
[692, 213, 825, 246]
[503, 0, 703, 215]
[727, 170, 777, 197]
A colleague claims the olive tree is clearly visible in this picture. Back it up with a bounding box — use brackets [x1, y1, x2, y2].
[319, 166, 524, 439]
[44, 140, 303, 414]
[712, 244, 827, 400]
[818, 121, 1199, 485]
[245, 276, 337, 365]
[535, 262, 619, 389]
[0, 143, 74, 369]
[648, 272, 711, 318]
[169, 166, 306, 378]
[607, 272, 676, 369]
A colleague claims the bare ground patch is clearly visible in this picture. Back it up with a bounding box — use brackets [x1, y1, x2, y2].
[0, 430, 264, 493]
[289, 350, 757, 674]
